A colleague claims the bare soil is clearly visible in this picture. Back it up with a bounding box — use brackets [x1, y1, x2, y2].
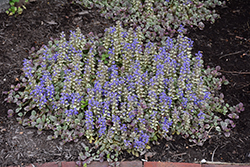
[0, 0, 249, 166]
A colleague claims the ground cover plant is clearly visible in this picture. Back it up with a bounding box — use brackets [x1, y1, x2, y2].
[76, 0, 225, 45]
[3, 19, 245, 166]
[6, 0, 29, 16]
[0, 0, 250, 166]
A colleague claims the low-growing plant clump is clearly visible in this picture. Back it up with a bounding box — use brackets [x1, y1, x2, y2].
[76, 0, 225, 45]
[4, 22, 244, 166]
[6, 0, 29, 16]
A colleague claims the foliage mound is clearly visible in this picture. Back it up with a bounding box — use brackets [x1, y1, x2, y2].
[76, 0, 225, 44]
[4, 22, 244, 166]
[6, 0, 29, 16]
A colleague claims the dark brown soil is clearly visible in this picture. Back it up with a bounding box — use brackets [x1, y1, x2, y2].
[0, 0, 249, 166]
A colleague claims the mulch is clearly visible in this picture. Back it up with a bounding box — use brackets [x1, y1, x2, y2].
[0, 0, 249, 166]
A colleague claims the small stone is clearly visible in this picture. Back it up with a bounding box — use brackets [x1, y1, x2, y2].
[201, 159, 206, 163]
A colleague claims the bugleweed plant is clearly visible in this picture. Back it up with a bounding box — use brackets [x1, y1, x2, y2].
[77, 0, 225, 44]
[4, 22, 244, 166]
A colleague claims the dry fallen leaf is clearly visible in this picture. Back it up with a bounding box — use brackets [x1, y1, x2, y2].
[144, 152, 157, 160]
[0, 127, 6, 133]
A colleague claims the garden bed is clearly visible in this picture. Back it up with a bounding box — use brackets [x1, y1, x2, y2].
[0, 0, 249, 166]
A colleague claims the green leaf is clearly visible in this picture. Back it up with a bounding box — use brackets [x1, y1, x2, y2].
[79, 152, 87, 161]
[131, 150, 135, 156]
[36, 118, 42, 124]
[75, 119, 80, 124]
[18, 112, 23, 117]
[17, 7, 23, 14]
[30, 114, 36, 120]
[55, 94, 60, 100]
[85, 146, 89, 152]
[47, 66, 52, 71]
[63, 125, 68, 131]
[135, 151, 139, 157]
[49, 115, 57, 122]
[153, 135, 157, 141]
[31, 110, 36, 116]
[11, 6, 17, 13]
[56, 125, 62, 131]
[216, 126, 221, 132]
[15, 107, 22, 113]
[81, 100, 88, 109]
[47, 135, 53, 140]
[114, 135, 121, 141]
[78, 113, 83, 120]
[99, 145, 105, 151]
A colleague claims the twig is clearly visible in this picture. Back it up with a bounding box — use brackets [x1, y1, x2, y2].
[219, 70, 250, 74]
[211, 145, 219, 162]
[239, 138, 245, 144]
[0, 35, 13, 44]
[237, 83, 250, 89]
[220, 141, 229, 149]
[219, 50, 245, 59]
[172, 152, 187, 157]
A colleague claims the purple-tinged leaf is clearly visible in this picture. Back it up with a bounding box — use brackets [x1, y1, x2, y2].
[204, 124, 210, 129]
[198, 22, 205, 30]
[228, 114, 233, 119]
[231, 122, 236, 128]
[219, 93, 224, 99]
[22, 77, 27, 82]
[85, 152, 91, 157]
[15, 107, 22, 113]
[224, 132, 230, 137]
[13, 98, 18, 103]
[83, 157, 93, 165]
[7, 109, 14, 117]
[2, 91, 8, 94]
[75, 161, 82, 167]
[79, 152, 87, 161]
[37, 130, 42, 135]
[31, 122, 36, 127]
[238, 103, 244, 111]
[215, 66, 221, 71]
[228, 113, 239, 119]
[6, 97, 13, 103]
[220, 122, 228, 131]
[197, 141, 203, 146]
